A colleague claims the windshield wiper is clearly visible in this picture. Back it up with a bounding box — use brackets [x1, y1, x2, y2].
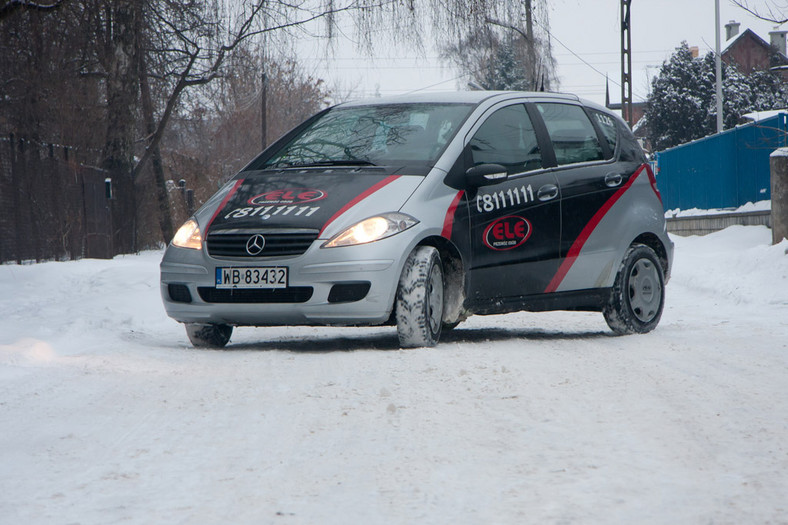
[280, 159, 379, 168]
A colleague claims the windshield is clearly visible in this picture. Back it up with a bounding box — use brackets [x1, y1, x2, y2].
[260, 103, 474, 169]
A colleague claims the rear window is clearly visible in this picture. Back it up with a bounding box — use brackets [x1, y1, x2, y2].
[260, 103, 474, 169]
[590, 110, 618, 158]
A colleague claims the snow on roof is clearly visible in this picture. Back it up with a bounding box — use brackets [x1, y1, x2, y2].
[741, 109, 788, 122]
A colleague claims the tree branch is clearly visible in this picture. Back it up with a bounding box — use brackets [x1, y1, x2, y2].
[131, 0, 398, 180]
[0, 0, 63, 21]
[730, 1, 788, 24]
[485, 17, 529, 41]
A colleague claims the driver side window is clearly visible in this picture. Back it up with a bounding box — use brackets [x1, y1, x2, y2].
[470, 104, 542, 175]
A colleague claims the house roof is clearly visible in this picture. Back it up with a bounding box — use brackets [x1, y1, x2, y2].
[722, 28, 788, 65]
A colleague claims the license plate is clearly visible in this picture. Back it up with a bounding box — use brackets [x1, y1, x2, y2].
[215, 267, 288, 289]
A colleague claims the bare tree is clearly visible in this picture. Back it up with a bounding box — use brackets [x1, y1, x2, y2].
[731, 1, 788, 24]
[2, 0, 565, 254]
[129, 0, 403, 244]
[0, 0, 62, 21]
[440, 0, 556, 91]
[160, 47, 330, 231]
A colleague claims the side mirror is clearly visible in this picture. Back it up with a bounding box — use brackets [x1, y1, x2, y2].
[465, 164, 508, 188]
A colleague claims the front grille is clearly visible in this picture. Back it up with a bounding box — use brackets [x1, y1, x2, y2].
[206, 229, 319, 258]
[198, 287, 313, 304]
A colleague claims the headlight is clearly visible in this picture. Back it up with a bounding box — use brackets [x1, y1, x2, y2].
[171, 219, 202, 250]
[322, 212, 418, 248]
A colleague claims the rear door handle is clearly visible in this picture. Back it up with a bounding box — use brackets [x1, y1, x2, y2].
[605, 173, 623, 187]
[537, 184, 559, 201]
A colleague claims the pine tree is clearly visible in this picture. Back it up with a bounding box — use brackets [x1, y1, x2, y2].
[646, 42, 788, 151]
[481, 39, 530, 91]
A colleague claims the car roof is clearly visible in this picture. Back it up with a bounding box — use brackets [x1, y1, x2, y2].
[337, 90, 584, 108]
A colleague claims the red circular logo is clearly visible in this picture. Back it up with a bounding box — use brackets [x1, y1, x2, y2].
[483, 216, 532, 251]
[248, 188, 326, 205]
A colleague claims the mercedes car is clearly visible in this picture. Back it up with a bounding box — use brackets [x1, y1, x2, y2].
[160, 91, 673, 348]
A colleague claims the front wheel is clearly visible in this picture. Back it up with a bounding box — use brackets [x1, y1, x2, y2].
[396, 246, 444, 348]
[603, 244, 665, 335]
[185, 323, 233, 348]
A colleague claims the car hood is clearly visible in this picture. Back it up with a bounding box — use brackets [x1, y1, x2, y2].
[206, 168, 424, 238]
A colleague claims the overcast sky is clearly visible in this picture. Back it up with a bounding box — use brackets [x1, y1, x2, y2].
[296, 0, 787, 107]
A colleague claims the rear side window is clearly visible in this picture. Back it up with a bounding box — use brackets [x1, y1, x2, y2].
[469, 104, 542, 175]
[590, 110, 618, 158]
[536, 103, 604, 165]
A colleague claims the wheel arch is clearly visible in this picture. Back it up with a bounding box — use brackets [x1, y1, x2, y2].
[631, 232, 670, 278]
[416, 235, 468, 325]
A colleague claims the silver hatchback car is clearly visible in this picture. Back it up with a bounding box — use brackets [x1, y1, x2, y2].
[161, 91, 673, 348]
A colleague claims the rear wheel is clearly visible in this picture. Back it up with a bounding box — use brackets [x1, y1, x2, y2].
[396, 246, 444, 348]
[185, 323, 233, 348]
[604, 244, 665, 335]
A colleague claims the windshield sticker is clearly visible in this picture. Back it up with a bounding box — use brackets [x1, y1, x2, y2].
[476, 185, 534, 213]
[248, 188, 327, 205]
[483, 216, 532, 251]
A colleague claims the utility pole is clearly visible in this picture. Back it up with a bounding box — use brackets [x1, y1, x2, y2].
[715, 0, 724, 133]
[525, 0, 537, 91]
[620, 0, 633, 127]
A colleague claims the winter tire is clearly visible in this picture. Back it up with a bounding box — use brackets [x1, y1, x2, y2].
[396, 246, 444, 348]
[185, 323, 233, 349]
[604, 244, 665, 335]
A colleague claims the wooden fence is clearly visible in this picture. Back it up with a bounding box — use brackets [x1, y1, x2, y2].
[0, 135, 113, 263]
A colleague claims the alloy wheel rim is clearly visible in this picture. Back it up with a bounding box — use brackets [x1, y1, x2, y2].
[427, 265, 444, 334]
[628, 258, 661, 323]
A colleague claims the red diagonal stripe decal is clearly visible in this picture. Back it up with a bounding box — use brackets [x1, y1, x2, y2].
[544, 165, 645, 293]
[319, 175, 401, 236]
[206, 179, 244, 230]
[441, 190, 465, 239]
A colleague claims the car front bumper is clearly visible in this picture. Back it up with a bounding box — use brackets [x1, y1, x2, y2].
[160, 233, 420, 327]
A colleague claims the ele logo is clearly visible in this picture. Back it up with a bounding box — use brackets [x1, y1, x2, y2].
[483, 215, 532, 251]
[248, 188, 327, 205]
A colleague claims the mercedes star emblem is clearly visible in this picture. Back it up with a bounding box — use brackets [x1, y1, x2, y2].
[245, 234, 266, 256]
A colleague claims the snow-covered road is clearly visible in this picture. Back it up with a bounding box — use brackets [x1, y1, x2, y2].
[1, 226, 787, 524]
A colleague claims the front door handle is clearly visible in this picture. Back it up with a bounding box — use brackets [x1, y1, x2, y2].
[605, 173, 623, 187]
[537, 184, 559, 201]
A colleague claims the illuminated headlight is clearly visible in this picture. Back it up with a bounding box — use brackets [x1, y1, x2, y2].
[171, 219, 202, 250]
[323, 212, 418, 248]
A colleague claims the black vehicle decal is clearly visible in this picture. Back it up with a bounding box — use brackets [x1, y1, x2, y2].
[207, 172, 400, 233]
[206, 179, 245, 230]
[483, 215, 532, 251]
[543, 164, 646, 293]
[318, 175, 400, 236]
[248, 188, 327, 205]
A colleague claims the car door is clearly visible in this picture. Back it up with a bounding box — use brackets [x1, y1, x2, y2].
[533, 102, 638, 292]
[465, 103, 562, 306]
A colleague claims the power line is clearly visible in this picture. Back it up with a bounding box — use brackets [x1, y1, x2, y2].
[531, 16, 621, 90]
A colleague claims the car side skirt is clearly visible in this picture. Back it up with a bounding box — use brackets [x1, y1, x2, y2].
[468, 288, 611, 316]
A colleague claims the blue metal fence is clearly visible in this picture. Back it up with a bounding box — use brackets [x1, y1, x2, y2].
[655, 113, 786, 210]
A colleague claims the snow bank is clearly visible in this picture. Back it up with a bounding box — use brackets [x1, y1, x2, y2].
[665, 199, 771, 218]
[1, 228, 787, 524]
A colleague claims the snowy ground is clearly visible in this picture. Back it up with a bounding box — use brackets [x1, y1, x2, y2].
[1, 226, 787, 524]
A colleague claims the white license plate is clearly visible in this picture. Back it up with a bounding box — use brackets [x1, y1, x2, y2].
[215, 267, 288, 289]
